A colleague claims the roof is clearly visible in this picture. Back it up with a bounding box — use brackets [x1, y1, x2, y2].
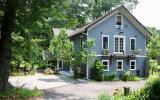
[69, 5, 152, 37]
[52, 28, 74, 37]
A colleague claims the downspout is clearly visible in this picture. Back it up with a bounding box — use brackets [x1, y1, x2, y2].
[86, 29, 89, 80]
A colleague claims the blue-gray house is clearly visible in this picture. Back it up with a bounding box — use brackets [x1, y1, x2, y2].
[54, 5, 152, 79]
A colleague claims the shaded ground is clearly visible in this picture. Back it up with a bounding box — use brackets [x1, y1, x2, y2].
[37, 80, 146, 100]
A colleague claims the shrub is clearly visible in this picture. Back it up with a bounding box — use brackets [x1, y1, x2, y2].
[98, 92, 113, 100]
[44, 68, 54, 75]
[0, 85, 41, 99]
[91, 60, 103, 81]
[120, 71, 140, 81]
[29, 70, 35, 75]
[143, 76, 160, 100]
[104, 74, 115, 81]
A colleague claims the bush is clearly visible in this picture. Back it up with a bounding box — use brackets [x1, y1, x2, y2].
[91, 60, 104, 81]
[104, 74, 116, 81]
[44, 68, 54, 75]
[0, 85, 41, 99]
[29, 70, 35, 75]
[10, 70, 25, 76]
[120, 71, 140, 81]
[98, 92, 113, 100]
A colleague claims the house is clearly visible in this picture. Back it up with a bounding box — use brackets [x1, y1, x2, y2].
[53, 5, 152, 79]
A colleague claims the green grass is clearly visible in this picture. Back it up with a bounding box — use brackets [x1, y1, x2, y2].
[0, 86, 42, 99]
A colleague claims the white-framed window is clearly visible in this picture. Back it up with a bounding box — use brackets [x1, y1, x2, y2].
[102, 35, 109, 50]
[102, 60, 109, 71]
[130, 60, 136, 70]
[116, 60, 123, 71]
[58, 60, 63, 69]
[80, 36, 83, 49]
[130, 37, 136, 51]
[114, 36, 125, 53]
[116, 13, 123, 29]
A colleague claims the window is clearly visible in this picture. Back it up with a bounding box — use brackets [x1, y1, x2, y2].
[102, 35, 109, 50]
[116, 60, 123, 71]
[116, 13, 122, 28]
[130, 38, 136, 51]
[80, 36, 83, 49]
[114, 36, 125, 53]
[102, 60, 109, 71]
[130, 60, 136, 70]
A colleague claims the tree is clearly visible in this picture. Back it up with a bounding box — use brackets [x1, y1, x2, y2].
[147, 27, 160, 74]
[71, 39, 96, 78]
[0, 0, 17, 90]
[49, 29, 73, 69]
[83, 0, 138, 21]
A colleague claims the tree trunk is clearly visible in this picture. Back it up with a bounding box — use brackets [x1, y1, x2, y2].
[0, 0, 17, 90]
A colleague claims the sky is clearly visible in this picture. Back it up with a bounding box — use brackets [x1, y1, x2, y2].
[132, 0, 160, 29]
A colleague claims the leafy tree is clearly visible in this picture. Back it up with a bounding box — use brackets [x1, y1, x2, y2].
[49, 29, 73, 69]
[147, 27, 160, 74]
[71, 39, 96, 78]
[83, 0, 138, 21]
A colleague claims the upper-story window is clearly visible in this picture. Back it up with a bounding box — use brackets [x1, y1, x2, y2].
[114, 36, 125, 53]
[102, 35, 109, 50]
[130, 37, 136, 51]
[116, 13, 123, 29]
[80, 36, 83, 49]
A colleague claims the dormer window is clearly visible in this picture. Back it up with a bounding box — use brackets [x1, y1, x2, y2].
[116, 13, 123, 29]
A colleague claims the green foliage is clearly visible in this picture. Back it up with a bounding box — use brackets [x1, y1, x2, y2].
[44, 68, 54, 75]
[71, 39, 96, 78]
[91, 60, 104, 81]
[119, 71, 140, 81]
[104, 74, 116, 81]
[98, 91, 113, 100]
[0, 86, 41, 99]
[49, 28, 73, 65]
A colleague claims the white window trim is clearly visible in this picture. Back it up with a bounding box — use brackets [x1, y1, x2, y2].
[102, 60, 109, 71]
[116, 14, 123, 29]
[114, 35, 126, 54]
[130, 60, 136, 70]
[116, 60, 123, 71]
[130, 37, 136, 51]
[58, 59, 63, 69]
[102, 35, 109, 50]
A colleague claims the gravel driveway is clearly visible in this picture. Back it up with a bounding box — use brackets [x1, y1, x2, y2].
[38, 80, 146, 100]
[9, 73, 77, 89]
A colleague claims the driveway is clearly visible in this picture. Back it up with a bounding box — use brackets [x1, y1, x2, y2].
[9, 73, 78, 90]
[38, 80, 146, 100]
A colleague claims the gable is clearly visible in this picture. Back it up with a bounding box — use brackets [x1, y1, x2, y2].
[70, 5, 152, 37]
[88, 6, 151, 37]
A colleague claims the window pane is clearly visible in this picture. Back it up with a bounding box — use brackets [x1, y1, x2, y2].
[103, 61, 108, 70]
[131, 61, 135, 69]
[117, 61, 122, 70]
[116, 16, 122, 25]
[131, 39, 135, 50]
[118, 65, 122, 69]
[115, 38, 118, 52]
[103, 37, 108, 49]
[120, 38, 123, 52]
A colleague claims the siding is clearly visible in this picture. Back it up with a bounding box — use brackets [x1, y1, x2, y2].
[88, 14, 146, 56]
